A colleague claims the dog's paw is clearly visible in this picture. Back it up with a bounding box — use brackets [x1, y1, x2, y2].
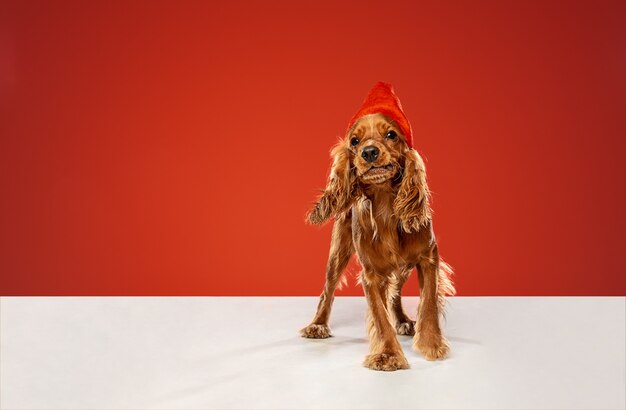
[414, 334, 450, 361]
[300, 323, 332, 339]
[363, 352, 409, 371]
[396, 320, 415, 336]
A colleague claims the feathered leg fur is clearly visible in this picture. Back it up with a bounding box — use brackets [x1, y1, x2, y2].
[300, 213, 353, 338]
[414, 245, 455, 360]
[362, 272, 409, 371]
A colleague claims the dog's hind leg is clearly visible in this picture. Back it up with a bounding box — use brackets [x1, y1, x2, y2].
[389, 267, 416, 336]
[300, 213, 353, 339]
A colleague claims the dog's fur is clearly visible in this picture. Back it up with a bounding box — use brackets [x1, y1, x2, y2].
[301, 113, 455, 371]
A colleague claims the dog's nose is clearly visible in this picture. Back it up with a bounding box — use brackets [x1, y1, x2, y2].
[361, 146, 379, 163]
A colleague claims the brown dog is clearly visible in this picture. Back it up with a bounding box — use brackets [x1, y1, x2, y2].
[301, 83, 455, 371]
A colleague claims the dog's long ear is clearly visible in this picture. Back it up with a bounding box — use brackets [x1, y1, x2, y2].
[307, 143, 356, 225]
[394, 148, 432, 233]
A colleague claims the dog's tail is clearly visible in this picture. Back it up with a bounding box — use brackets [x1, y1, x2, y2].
[437, 259, 456, 313]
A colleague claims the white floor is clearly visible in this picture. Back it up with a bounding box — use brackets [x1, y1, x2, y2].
[0, 297, 624, 410]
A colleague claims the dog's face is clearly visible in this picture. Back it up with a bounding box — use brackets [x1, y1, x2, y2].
[307, 111, 429, 229]
[346, 113, 409, 185]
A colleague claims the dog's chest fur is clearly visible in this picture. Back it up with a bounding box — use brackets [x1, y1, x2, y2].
[352, 189, 405, 272]
[350, 185, 433, 273]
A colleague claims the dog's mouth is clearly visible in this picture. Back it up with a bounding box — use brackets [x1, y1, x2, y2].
[360, 163, 397, 183]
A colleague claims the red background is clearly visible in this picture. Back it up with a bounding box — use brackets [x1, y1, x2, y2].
[1, 1, 625, 296]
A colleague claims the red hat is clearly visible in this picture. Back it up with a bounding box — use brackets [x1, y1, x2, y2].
[347, 82, 413, 147]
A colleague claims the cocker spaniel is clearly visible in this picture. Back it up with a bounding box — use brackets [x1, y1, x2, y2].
[301, 82, 455, 371]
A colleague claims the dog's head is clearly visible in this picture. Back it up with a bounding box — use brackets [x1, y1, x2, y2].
[348, 113, 407, 185]
[307, 111, 432, 232]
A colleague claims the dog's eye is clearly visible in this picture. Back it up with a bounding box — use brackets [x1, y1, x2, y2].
[386, 130, 397, 140]
[350, 137, 360, 146]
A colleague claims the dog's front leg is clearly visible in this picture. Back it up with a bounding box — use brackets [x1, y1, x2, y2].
[414, 245, 450, 360]
[362, 272, 409, 371]
[300, 214, 353, 339]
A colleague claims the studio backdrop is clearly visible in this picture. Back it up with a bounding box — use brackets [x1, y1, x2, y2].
[1, 1, 625, 296]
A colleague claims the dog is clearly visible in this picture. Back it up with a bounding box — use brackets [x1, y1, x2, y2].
[300, 82, 455, 371]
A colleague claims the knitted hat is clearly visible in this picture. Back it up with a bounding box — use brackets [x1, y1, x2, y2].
[347, 82, 413, 147]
